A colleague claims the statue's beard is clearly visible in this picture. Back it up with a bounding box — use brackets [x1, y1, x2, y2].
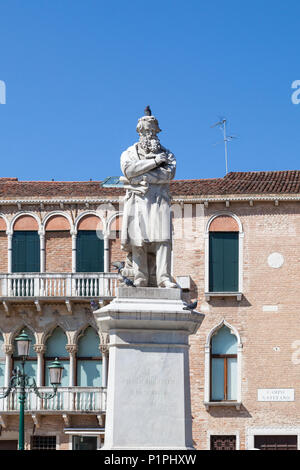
[139, 135, 161, 154]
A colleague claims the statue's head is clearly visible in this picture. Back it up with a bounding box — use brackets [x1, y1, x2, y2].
[136, 115, 162, 154]
[136, 115, 161, 136]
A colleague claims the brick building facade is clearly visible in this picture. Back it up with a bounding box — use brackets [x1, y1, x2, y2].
[0, 171, 299, 450]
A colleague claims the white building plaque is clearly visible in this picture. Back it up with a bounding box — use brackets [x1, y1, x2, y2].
[257, 388, 294, 402]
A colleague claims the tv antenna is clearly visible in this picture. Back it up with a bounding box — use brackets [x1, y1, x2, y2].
[211, 117, 237, 174]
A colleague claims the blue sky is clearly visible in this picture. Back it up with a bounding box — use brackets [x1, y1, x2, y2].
[0, 0, 300, 181]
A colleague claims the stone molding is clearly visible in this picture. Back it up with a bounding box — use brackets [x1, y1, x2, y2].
[34, 344, 47, 354]
[204, 211, 244, 295]
[94, 288, 204, 335]
[1, 194, 300, 207]
[3, 344, 13, 355]
[99, 332, 109, 354]
[204, 319, 243, 406]
[65, 344, 78, 355]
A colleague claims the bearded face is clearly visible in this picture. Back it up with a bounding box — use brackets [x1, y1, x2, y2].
[139, 133, 161, 154]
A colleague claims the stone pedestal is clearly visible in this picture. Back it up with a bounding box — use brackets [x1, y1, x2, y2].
[93, 287, 204, 450]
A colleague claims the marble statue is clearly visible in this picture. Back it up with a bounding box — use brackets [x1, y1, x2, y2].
[120, 110, 177, 288]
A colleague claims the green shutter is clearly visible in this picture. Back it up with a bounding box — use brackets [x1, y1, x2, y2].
[209, 232, 238, 292]
[12, 231, 40, 273]
[76, 231, 104, 272]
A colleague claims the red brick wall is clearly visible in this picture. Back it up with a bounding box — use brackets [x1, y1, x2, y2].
[183, 202, 300, 449]
[109, 231, 126, 271]
[0, 233, 7, 272]
[45, 231, 72, 272]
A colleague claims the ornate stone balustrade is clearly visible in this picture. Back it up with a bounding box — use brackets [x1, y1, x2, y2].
[0, 387, 107, 413]
[0, 273, 119, 299]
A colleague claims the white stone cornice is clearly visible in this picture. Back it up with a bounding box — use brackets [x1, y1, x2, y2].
[2, 193, 300, 206]
[0, 198, 122, 205]
[173, 194, 300, 203]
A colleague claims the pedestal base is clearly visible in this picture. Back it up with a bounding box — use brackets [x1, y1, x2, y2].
[93, 287, 204, 450]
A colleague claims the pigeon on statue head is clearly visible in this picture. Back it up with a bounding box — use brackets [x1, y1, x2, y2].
[144, 105, 152, 116]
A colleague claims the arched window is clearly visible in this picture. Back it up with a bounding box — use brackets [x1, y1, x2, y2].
[77, 327, 102, 387]
[76, 216, 104, 273]
[45, 328, 69, 387]
[211, 325, 237, 401]
[12, 216, 40, 273]
[207, 215, 241, 293]
[13, 328, 37, 380]
[0, 332, 5, 387]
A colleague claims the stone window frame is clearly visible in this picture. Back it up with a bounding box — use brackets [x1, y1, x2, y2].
[75, 325, 104, 387]
[67, 433, 103, 450]
[246, 427, 300, 450]
[204, 211, 244, 301]
[207, 430, 240, 450]
[204, 319, 242, 410]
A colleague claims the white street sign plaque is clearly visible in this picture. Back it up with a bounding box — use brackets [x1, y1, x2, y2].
[257, 388, 294, 402]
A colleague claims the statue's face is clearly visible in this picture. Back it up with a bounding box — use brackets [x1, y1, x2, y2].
[139, 131, 161, 154]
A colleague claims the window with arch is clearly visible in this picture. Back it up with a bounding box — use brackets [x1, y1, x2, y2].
[12, 216, 40, 273]
[208, 215, 239, 292]
[76, 327, 102, 387]
[44, 327, 69, 387]
[76, 216, 104, 273]
[0, 332, 5, 387]
[13, 328, 37, 380]
[211, 325, 238, 401]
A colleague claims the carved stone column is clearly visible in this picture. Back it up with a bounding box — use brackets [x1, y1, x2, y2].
[66, 344, 77, 387]
[6, 231, 13, 274]
[99, 334, 109, 388]
[3, 344, 13, 388]
[34, 344, 46, 387]
[71, 230, 77, 273]
[39, 232, 45, 273]
[104, 234, 109, 273]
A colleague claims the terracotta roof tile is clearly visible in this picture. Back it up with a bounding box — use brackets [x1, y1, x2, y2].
[0, 171, 300, 199]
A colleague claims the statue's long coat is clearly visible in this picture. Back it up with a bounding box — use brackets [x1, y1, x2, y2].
[120, 143, 176, 250]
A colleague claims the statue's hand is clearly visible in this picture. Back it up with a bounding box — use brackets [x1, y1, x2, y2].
[155, 154, 168, 167]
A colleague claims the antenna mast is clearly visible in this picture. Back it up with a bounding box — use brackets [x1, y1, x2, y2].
[223, 119, 228, 175]
[211, 118, 237, 175]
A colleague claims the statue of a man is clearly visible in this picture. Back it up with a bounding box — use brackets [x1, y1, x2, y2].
[120, 111, 177, 288]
